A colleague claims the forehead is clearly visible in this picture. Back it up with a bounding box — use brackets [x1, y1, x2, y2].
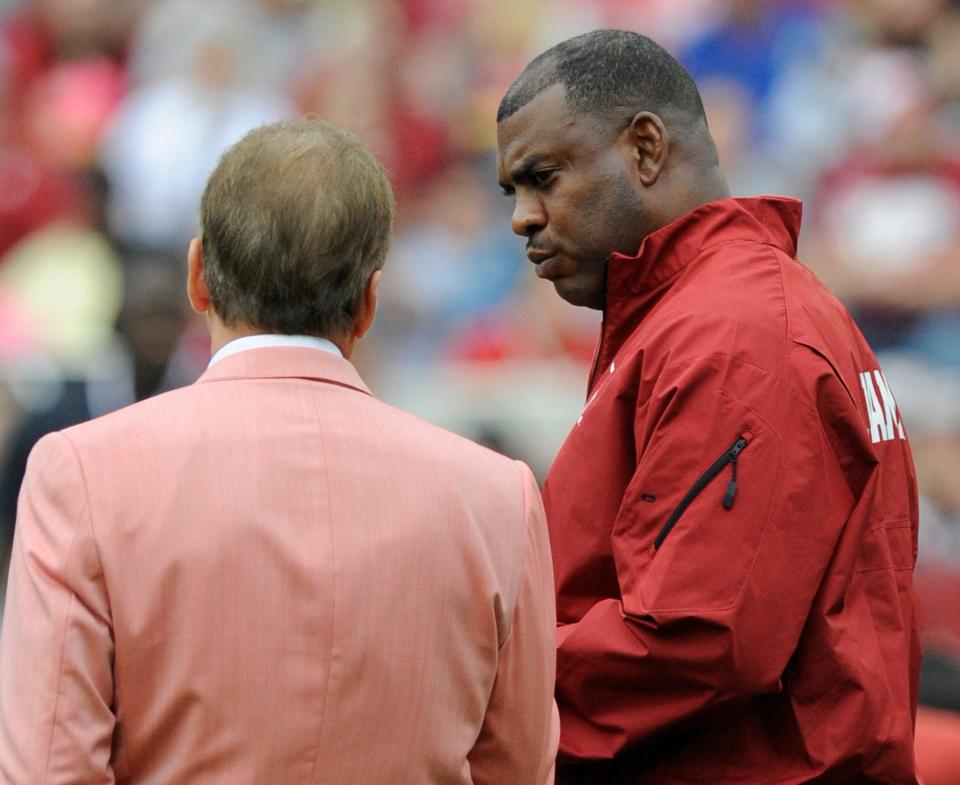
[496, 83, 604, 178]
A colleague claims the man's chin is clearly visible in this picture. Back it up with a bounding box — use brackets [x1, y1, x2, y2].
[553, 278, 604, 310]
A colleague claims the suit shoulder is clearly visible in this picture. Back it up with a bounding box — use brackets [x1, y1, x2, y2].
[61, 380, 525, 491]
[56, 383, 203, 451]
[367, 396, 522, 477]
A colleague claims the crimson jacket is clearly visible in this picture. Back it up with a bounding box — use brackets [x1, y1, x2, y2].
[544, 197, 920, 784]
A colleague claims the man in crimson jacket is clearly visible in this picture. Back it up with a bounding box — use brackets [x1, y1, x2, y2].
[496, 29, 921, 784]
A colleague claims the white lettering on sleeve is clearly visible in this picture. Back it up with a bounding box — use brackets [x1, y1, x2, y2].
[859, 369, 905, 444]
[873, 370, 905, 440]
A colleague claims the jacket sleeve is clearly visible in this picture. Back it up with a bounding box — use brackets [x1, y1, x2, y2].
[555, 353, 860, 762]
[469, 462, 559, 785]
[0, 432, 116, 785]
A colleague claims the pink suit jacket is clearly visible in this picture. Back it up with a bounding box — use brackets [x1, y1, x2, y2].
[0, 346, 558, 784]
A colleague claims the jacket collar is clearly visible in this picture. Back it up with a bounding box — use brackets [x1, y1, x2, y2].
[607, 196, 802, 298]
[196, 345, 373, 396]
[588, 196, 803, 391]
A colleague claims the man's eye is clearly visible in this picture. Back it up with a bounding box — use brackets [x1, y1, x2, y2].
[500, 185, 515, 197]
[532, 169, 556, 187]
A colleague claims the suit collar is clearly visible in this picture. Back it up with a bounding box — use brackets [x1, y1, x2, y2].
[196, 346, 372, 396]
[207, 334, 342, 368]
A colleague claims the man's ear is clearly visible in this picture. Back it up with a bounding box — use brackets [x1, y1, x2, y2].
[187, 237, 211, 314]
[623, 111, 669, 187]
[353, 269, 381, 341]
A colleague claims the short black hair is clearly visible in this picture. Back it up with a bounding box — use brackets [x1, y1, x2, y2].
[497, 29, 705, 126]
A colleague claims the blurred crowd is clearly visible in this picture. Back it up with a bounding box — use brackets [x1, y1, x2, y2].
[0, 0, 959, 775]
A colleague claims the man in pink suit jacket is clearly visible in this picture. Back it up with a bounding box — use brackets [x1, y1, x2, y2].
[0, 119, 559, 784]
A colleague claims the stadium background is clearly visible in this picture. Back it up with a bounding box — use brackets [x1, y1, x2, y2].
[0, 0, 959, 777]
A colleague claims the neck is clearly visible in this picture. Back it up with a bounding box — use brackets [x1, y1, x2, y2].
[666, 165, 731, 225]
[206, 314, 351, 359]
[207, 316, 262, 358]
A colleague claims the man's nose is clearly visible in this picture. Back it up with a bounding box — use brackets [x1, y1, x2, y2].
[511, 192, 546, 237]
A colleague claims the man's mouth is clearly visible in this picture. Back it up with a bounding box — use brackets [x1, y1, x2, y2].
[526, 249, 562, 280]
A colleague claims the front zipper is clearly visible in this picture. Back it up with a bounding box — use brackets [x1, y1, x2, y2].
[653, 435, 749, 550]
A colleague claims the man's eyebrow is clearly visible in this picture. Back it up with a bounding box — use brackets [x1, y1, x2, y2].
[499, 154, 548, 189]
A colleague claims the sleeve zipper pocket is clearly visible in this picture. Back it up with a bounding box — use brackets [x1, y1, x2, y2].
[653, 435, 749, 550]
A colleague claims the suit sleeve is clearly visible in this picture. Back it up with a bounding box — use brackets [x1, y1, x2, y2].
[555, 353, 861, 762]
[0, 432, 116, 785]
[469, 462, 559, 785]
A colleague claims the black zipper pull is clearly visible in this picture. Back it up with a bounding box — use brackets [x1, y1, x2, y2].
[722, 437, 747, 510]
